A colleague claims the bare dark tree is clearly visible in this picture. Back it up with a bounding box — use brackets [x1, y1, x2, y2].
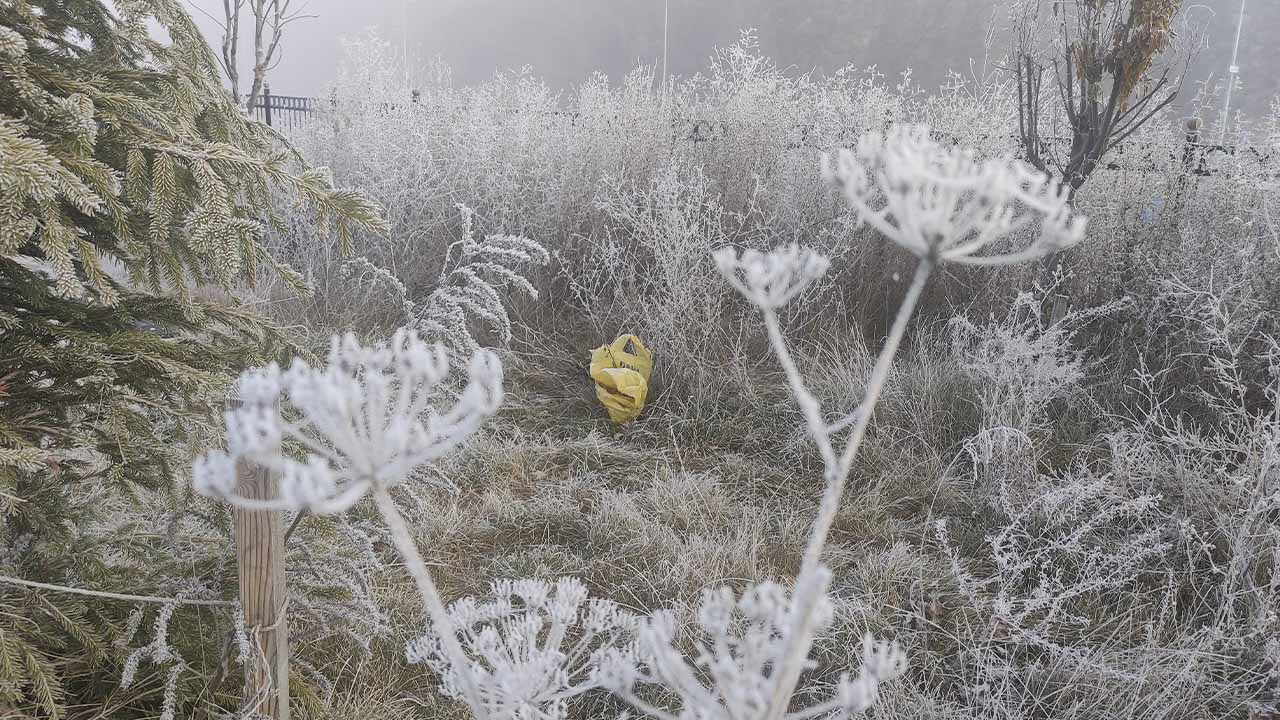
[1011, 0, 1194, 319]
[1013, 0, 1190, 193]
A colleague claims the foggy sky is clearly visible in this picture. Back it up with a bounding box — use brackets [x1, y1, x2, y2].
[185, 0, 1278, 120]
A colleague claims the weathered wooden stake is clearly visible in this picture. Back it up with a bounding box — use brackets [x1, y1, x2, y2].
[262, 84, 273, 127]
[234, 453, 289, 720]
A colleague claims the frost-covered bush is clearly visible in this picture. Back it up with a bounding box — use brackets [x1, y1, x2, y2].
[585, 161, 748, 403]
[923, 270, 1280, 718]
[266, 35, 974, 393]
[272, 30, 1276, 370]
[936, 465, 1170, 651]
[414, 204, 550, 354]
[948, 289, 1125, 433]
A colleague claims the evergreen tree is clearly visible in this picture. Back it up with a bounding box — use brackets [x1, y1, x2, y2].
[0, 0, 386, 715]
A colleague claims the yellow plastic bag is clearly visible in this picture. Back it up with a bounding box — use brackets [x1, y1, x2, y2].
[589, 334, 653, 423]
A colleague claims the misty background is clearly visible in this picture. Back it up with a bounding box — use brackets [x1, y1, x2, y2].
[187, 0, 1279, 124]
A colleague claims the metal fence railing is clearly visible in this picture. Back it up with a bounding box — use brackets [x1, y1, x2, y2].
[247, 85, 316, 131]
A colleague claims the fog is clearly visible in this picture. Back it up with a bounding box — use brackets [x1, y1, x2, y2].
[186, 0, 1278, 120]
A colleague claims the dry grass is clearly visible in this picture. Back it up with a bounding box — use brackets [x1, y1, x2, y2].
[223, 32, 1280, 720]
[279, 299, 1280, 719]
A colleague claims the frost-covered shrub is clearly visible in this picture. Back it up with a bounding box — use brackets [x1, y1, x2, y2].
[415, 204, 550, 354]
[936, 464, 1170, 652]
[272, 34, 1019, 393]
[1120, 281, 1279, 601]
[332, 255, 415, 332]
[927, 273, 1280, 719]
[585, 161, 748, 400]
[271, 30, 1277, 380]
[948, 290, 1125, 433]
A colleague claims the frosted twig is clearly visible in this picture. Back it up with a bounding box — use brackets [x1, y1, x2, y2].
[0, 575, 234, 607]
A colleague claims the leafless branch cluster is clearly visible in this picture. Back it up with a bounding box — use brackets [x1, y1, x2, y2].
[1013, 0, 1194, 192]
[196, 0, 314, 110]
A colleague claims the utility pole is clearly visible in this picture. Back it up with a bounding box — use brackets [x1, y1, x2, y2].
[662, 0, 669, 93]
[1219, 0, 1246, 142]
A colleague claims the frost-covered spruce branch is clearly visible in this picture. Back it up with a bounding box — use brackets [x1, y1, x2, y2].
[117, 603, 188, 720]
[704, 123, 1088, 720]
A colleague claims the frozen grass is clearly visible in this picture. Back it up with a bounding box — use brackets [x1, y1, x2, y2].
[294, 300, 1276, 719]
[175, 31, 1280, 720]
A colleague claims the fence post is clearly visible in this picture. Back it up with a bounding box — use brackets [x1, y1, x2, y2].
[1182, 117, 1203, 175]
[263, 84, 273, 127]
[233, 406, 289, 720]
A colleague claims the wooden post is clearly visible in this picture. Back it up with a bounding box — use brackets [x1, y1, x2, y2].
[262, 84, 273, 127]
[1182, 117, 1203, 175]
[234, 440, 289, 720]
[1171, 116, 1204, 214]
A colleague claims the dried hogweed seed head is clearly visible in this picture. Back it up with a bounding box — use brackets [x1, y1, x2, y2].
[602, 569, 904, 720]
[829, 635, 908, 715]
[713, 243, 830, 310]
[192, 328, 504, 513]
[407, 577, 637, 719]
[823, 124, 1087, 266]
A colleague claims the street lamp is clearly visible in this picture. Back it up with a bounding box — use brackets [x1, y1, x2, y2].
[1219, 0, 1246, 143]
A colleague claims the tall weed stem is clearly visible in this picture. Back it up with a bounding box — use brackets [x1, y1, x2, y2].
[763, 258, 932, 720]
[371, 482, 486, 716]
